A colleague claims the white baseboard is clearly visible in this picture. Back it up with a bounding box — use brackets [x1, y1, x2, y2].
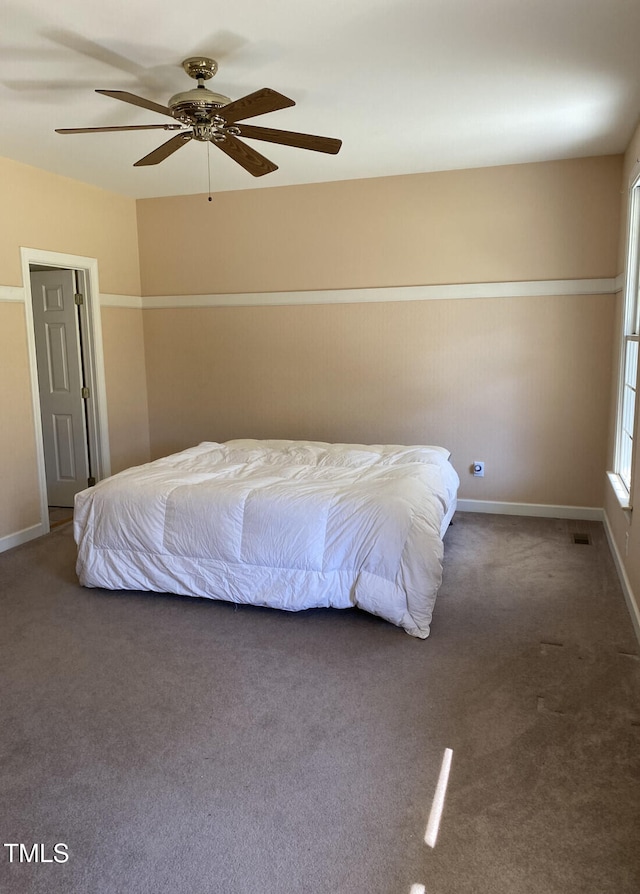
[0, 523, 47, 554]
[456, 499, 604, 521]
[603, 512, 640, 647]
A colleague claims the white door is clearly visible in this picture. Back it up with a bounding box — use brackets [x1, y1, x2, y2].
[31, 269, 90, 507]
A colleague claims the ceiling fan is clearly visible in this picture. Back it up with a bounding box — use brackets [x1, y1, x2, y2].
[56, 56, 342, 177]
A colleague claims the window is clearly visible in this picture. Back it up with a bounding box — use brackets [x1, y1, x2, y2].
[612, 166, 640, 507]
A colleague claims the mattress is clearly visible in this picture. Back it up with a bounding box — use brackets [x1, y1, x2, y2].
[74, 439, 459, 638]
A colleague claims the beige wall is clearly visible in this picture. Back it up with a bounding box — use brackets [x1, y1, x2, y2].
[138, 155, 621, 508]
[137, 156, 620, 295]
[605, 118, 640, 626]
[144, 293, 613, 507]
[100, 307, 150, 475]
[0, 158, 140, 293]
[0, 303, 41, 534]
[0, 156, 148, 540]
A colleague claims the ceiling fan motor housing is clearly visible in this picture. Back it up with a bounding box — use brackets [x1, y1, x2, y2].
[169, 83, 239, 142]
[169, 86, 232, 124]
[169, 57, 231, 129]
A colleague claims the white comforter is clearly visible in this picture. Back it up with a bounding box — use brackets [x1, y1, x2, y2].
[74, 439, 459, 638]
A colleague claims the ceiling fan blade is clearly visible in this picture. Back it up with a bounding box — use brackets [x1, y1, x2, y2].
[211, 134, 278, 177]
[96, 89, 176, 120]
[56, 124, 183, 134]
[235, 124, 342, 155]
[133, 132, 193, 166]
[220, 88, 295, 123]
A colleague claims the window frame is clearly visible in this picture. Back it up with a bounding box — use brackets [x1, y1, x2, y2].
[611, 163, 640, 510]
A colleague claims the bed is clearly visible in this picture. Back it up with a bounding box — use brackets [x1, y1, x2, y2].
[74, 439, 459, 638]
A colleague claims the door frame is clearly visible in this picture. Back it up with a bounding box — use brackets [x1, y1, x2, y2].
[21, 247, 111, 534]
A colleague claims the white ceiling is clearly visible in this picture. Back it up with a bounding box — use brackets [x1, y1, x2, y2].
[2, 0, 640, 199]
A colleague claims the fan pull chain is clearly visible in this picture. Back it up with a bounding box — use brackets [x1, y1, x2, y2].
[207, 141, 212, 202]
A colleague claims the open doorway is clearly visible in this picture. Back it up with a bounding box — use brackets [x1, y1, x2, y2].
[21, 249, 111, 535]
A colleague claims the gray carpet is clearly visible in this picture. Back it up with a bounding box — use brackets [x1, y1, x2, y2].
[0, 513, 638, 894]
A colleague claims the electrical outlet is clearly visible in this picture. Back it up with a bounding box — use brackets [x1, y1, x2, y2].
[472, 461, 485, 477]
